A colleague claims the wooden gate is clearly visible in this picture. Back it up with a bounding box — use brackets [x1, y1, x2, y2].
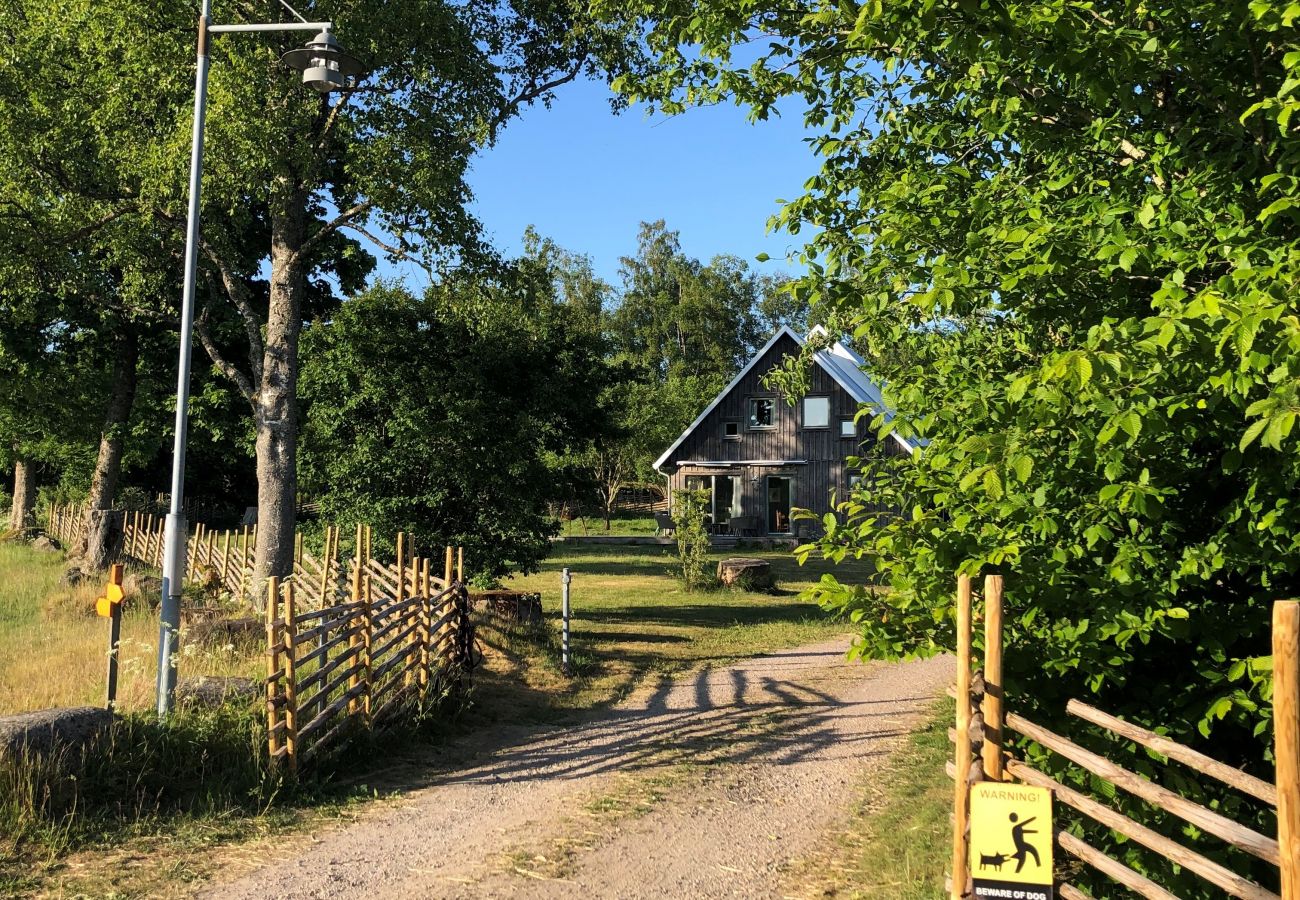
[949, 574, 1299, 899]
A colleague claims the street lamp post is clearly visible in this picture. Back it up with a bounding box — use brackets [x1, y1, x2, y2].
[157, 1, 364, 716]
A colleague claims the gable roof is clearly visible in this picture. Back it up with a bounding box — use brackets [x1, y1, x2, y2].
[653, 326, 915, 473]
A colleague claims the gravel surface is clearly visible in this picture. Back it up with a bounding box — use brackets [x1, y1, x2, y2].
[201, 638, 951, 900]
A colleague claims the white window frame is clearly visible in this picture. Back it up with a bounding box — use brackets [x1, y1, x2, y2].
[802, 395, 830, 429]
[722, 420, 741, 441]
[840, 418, 857, 438]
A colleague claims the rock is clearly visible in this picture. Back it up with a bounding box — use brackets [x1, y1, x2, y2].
[124, 573, 163, 608]
[717, 557, 776, 592]
[30, 535, 60, 553]
[0, 707, 112, 760]
[61, 564, 91, 587]
[471, 590, 542, 624]
[185, 616, 261, 647]
[175, 675, 257, 709]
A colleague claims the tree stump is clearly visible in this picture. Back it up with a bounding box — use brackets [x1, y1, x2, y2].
[717, 557, 776, 592]
[0, 707, 113, 760]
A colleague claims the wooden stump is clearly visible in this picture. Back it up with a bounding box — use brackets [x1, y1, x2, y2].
[717, 557, 776, 591]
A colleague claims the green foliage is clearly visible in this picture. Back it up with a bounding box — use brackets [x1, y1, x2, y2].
[300, 276, 607, 580]
[673, 488, 715, 591]
[602, 1, 1300, 891]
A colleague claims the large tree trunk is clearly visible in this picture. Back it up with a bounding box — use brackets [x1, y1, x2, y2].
[80, 328, 139, 568]
[9, 451, 35, 532]
[252, 183, 306, 584]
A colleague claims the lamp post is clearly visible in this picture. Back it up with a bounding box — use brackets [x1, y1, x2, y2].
[157, 1, 365, 716]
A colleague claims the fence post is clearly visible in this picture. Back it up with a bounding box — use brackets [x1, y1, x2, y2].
[420, 558, 432, 689]
[951, 573, 973, 900]
[457, 546, 464, 583]
[283, 581, 299, 778]
[1275, 599, 1299, 900]
[104, 564, 124, 710]
[362, 572, 373, 730]
[982, 574, 1005, 782]
[266, 576, 283, 769]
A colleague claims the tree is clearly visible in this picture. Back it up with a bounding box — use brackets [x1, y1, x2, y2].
[602, 2, 1300, 885]
[1, 0, 645, 583]
[300, 274, 609, 581]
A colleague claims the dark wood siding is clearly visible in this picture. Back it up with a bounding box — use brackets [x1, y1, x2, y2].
[663, 334, 911, 527]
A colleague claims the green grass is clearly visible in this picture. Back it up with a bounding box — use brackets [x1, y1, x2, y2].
[555, 513, 660, 537]
[789, 701, 952, 899]
[463, 544, 865, 725]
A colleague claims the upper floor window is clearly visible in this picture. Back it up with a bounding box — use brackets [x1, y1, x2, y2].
[748, 398, 775, 430]
[840, 418, 857, 438]
[803, 396, 830, 429]
[723, 420, 741, 441]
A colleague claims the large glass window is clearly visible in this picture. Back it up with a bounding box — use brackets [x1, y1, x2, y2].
[748, 397, 775, 429]
[803, 396, 830, 429]
[714, 475, 743, 524]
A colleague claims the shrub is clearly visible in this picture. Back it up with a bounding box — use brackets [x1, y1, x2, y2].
[673, 489, 715, 592]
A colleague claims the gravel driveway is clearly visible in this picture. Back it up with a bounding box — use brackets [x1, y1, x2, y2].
[200, 638, 951, 899]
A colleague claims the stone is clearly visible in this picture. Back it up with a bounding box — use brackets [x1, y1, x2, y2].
[175, 675, 257, 709]
[716, 557, 776, 592]
[60, 564, 91, 587]
[471, 590, 543, 624]
[0, 707, 112, 760]
[30, 534, 60, 553]
[124, 573, 163, 609]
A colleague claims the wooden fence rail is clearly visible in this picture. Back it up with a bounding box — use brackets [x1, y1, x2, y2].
[949, 574, 1298, 900]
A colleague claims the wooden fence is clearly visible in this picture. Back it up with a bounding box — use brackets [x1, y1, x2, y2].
[266, 528, 474, 773]
[949, 575, 1298, 899]
[49, 503, 374, 608]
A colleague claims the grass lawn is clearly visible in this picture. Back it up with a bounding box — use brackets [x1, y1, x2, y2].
[554, 513, 659, 537]
[467, 544, 872, 725]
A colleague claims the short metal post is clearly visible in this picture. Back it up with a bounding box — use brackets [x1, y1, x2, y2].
[561, 567, 572, 676]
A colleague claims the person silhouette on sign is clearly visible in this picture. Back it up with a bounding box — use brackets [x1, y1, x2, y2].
[1009, 812, 1041, 873]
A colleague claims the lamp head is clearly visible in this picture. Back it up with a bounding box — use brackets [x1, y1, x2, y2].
[280, 29, 367, 93]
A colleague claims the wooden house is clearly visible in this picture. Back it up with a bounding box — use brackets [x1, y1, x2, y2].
[653, 326, 915, 539]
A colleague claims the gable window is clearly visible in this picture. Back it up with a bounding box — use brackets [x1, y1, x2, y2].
[723, 420, 741, 441]
[803, 396, 830, 429]
[748, 398, 775, 430]
[840, 418, 857, 438]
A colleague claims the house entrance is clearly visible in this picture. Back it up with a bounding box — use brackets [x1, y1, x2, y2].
[766, 476, 792, 534]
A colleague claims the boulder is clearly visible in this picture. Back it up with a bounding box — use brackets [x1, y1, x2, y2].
[30, 534, 60, 553]
[0, 707, 112, 760]
[471, 590, 543, 624]
[175, 675, 257, 709]
[60, 563, 91, 587]
[717, 557, 776, 592]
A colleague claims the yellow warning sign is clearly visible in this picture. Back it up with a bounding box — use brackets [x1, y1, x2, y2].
[95, 582, 125, 618]
[970, 781, 1054, 900]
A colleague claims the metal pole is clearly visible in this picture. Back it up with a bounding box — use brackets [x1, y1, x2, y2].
[157, 1, 211, 716]
[561, 567, 572, 676]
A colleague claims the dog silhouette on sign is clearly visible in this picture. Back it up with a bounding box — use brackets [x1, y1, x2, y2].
[978, 851, 1008, 871]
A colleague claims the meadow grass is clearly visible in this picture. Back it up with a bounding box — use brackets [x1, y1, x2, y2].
[0, 541, 260, 715]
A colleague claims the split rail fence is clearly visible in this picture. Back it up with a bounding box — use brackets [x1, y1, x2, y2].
[50, 502, 365, 607]
[266, 527, 475, 774]
[949, 574, 1299, 899]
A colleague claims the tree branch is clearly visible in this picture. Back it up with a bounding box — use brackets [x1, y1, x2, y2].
[340, 221, 432, 275]
[195, 294, 256, 404]
[489, 56, 589, 142]
[300, 199, 372, 257]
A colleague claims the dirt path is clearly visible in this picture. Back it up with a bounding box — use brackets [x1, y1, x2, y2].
[201, 639, 951, 900]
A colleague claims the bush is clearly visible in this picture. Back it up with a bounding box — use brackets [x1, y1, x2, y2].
[673, 489, 716, 592]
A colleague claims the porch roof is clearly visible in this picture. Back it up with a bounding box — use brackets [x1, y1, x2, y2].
[678, 460, 808, 468]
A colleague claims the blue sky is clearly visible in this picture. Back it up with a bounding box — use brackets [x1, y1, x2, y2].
[383, 78, 821, 289]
